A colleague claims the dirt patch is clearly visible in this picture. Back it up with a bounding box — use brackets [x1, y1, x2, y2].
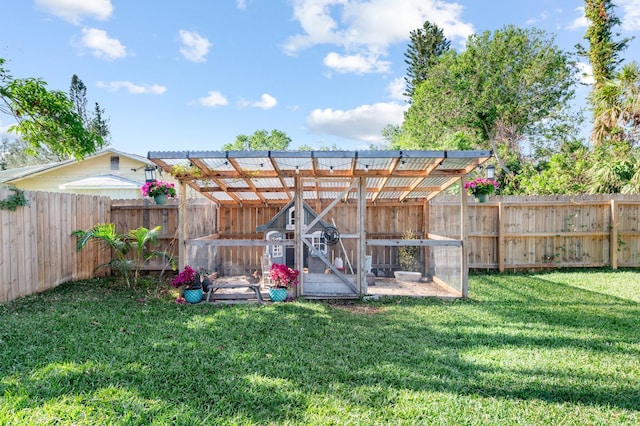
[331, 304, 385, 315]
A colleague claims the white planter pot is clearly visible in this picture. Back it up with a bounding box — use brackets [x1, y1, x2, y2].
[394, 271, 422, 282]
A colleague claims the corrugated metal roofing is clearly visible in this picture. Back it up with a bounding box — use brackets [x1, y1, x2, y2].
[147, 150, 492, 205]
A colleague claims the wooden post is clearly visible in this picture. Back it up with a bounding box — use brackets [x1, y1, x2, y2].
[294, 176, 304, 296]
[498, 201, 505, 272]
[178, 180, 187, 271]
[610, 199, 618, 270]
[423, 199, 430, 277]
[359, 176, 367, 295]
[460, 177, 469, 298]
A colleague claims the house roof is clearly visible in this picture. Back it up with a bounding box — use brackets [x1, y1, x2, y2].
[59, 174, 143, 190]
[1, 148, 151, 184]
[147, 149, 492, 206]
[0, 163, 61, 183]
[256, 199, 330, 232]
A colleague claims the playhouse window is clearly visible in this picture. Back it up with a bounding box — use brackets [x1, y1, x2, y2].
[310, 230, 327, 256]
[286, 207, 295, 230]
[266, 231, 283, 258]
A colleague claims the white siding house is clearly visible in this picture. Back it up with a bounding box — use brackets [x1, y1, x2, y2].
[0, 148, 181, 199]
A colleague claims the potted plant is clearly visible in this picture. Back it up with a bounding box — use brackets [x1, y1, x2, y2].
[463, 177, 498, 203]
[141, 181, 177, 205]
[268, 263, 299, 302]
[395, 229, 422, 282]
[171, 265, 203, 303]
[170, 163, 204, 179]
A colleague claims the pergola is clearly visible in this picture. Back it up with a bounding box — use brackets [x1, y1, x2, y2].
[147, 150, 492, 298]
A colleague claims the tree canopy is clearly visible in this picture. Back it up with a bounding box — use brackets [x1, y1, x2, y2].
[398, 25, 579, 176]
[222, 129, 291, 151]
[0, 58, 105, 161]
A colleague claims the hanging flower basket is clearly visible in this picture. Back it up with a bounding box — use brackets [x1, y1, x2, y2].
[464, 178, 498, 202]
[141, 181, 177, 203]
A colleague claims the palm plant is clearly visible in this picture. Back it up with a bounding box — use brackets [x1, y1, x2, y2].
[590, 63, 640, 146]
[72, 223, 175, 287]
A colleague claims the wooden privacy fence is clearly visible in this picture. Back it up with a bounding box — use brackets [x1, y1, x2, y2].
[0, 188, 111, 303]
[110, 199, 217, 271]
[0, 192, 217, 304]
[3, 190, 640, 304]
[431, 194, 640, 270]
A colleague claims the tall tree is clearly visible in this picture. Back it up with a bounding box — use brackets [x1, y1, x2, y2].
[577, 0, 630, 89]
[577, 0, 640, 193]
[69, 74, 88, 121]
[577, 0, 633, 149]
[222, 129, 291, 151]
[404, 21, 451, 100]
[0, 58, 104, 160]
[399, 26, 579, 177]
[70, 74, 110, 144]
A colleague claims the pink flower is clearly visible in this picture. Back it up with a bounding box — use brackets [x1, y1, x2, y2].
[269, 263, 299, 289]
[141, 181, 177, 198]
[171, 265, 200, 289]
[464, 178, 498, 196]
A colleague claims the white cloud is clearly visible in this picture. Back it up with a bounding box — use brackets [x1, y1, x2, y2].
[97, 81, 166, 94]
[251, 93, 278, 109]
[77, 28, 127, 60]
[566, 7, 588, 31]
[284, 0, 473, 53]
[619, 0, 640, 31]
[35, 0, 113, 24]
[283, 0, 473, 75]
[179, 30, 212, 63]
[525, 11, 550, 26]
[387, 77, 406, 101]
[306, 102, 408, 143]
[576, 62, 594, 85]
[323, 52, 390, 74]
[237, 0, 247, 10]
[198, 91, 228, 107]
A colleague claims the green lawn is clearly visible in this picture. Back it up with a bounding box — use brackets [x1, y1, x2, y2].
[1, 271, 639, 425]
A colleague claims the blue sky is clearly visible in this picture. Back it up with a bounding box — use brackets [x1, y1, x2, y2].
[1, 0, 639, 157]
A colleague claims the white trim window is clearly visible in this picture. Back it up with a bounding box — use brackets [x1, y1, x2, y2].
[286, 207, 295, 230]
[310, 230, 327, 257]
[266, 231, 283, 258]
